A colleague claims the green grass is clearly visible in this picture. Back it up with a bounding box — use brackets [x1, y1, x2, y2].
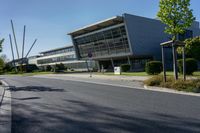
[97, 72, 166, 76]
[97, 71, 200, 77]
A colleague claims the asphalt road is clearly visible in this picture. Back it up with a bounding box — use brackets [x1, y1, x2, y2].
[1, 76, 200, 133]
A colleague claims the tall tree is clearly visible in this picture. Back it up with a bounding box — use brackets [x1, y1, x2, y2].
[157, 0, 195, 40]
[0, 38, 4, 52]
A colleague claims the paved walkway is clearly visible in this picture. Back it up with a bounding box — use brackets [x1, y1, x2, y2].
[33, 73, 146, 88]
[40, 73, 149, 81]
[0, 82, 12, 133]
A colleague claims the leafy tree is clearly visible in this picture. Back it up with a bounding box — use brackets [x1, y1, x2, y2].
[157, 0, 195, 40]
[0, 58, 5, 74]
[177, 36, 200, 60]
[0, 38, 4, 52]
[0, 54, 10, 63]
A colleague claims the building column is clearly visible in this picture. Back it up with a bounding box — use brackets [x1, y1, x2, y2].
[111, 58, 114, 69]
[127, 56, 132, 71]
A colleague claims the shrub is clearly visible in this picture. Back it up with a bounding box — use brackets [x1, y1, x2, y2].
[54, 63, 65, 72]
[24, 64, 39, 73]
[145, 61, 162, 75]
[3, 63, 13, 72]
[144, 76, 200, 93]
[177, 36, 200, 60]
[46, 65, 52, 72]
[144, 75, 163, 86]
[0, 58, 5, 74]
[178, 58, 198, 75]
[120, 64, 130, 72]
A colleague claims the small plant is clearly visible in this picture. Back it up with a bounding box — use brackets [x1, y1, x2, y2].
[120, 64, 130, 72]
[46, 65, 52, 72]
[144, 76, 200, 93]
[145, 61, 162, 75]
[178, 58, 198, 75]
[144, 75, 163, 86]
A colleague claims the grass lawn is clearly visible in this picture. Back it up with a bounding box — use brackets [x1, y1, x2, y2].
[97, 71, 200, 77]
[96, 72, 149, 76]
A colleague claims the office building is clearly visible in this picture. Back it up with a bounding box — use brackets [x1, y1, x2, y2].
[68, 13, 200, 71]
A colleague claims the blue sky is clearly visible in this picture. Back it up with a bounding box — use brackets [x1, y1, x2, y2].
[0, 0, 200, 60]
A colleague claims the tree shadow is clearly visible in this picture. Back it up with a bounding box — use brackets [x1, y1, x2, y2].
[11, 98, 200, 133]
[9, 86, 65, 92]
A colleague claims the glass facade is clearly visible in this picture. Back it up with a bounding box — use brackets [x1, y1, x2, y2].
[43, 47, 74, 56]
[74, 25, 131, 58]
[37, 54, 75, 65]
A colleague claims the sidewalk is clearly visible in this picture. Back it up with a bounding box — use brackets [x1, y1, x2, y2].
[45, 73, 149, 81]
[0, 81, 12, 133]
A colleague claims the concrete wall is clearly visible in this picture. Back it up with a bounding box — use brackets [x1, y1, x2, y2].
[124, 14, 169, 60]
[124, 13, 200, 61]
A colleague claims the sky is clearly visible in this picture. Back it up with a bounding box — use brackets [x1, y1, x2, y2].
[0, 0, 200, 60]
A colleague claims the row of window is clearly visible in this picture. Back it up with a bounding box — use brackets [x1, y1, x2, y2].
[43, 47, 74, 56]
[37, 54, 76, 64]
[74, 25, 130, 58]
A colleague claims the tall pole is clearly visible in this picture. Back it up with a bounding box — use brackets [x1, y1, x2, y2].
[183, 46, 186, 81]
[9, 34, 17, 72]
[25, 39, 37, 58]
[11, 20, 20, 59]
[22, 25, 26, 59]
[161, 46, 167, 82]
[172, 43, 178, 80]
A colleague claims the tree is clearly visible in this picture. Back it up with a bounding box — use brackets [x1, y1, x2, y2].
[177, 36, 200, 60]
[0, 58, 5, 74]
[157, 0, 195, 40]
[0, 54, 10, 63]
[0, 38, 4, 52]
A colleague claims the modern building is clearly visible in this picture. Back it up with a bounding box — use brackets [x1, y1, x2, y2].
[68, 13, 200, 71]
[30, 45, 95, 71]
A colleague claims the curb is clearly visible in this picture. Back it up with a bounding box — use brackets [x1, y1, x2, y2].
[144, 85, 200, 97]
[0, 80, 12, 133]
[0, 84, 6, 107]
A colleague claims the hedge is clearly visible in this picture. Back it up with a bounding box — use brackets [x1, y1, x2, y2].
[120, 64, 130, 72]
[145, 61, 162, 75]
[178, 58, 198, 75]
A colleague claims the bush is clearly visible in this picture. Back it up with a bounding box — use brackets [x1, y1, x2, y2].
[3, 63, 13, 72]
[144, 76, 200, 93]
[144, 75, 163, 86]
[0, 58, 5, 74]
[145, 61, 162, 75]
[54, 63, 65, 72]
[24, 64, 39, 73]
[46, 65, 52, 72]
[177, 36, 200, 60]
[178, 58, 198, 75]
[120, 64, 130, 72]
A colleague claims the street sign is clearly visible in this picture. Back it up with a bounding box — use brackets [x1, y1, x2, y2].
[114, 67, 121, 75]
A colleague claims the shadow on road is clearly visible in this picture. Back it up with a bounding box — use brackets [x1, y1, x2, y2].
[8, 86, 65, 92]
[11, 98, 200, 133]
